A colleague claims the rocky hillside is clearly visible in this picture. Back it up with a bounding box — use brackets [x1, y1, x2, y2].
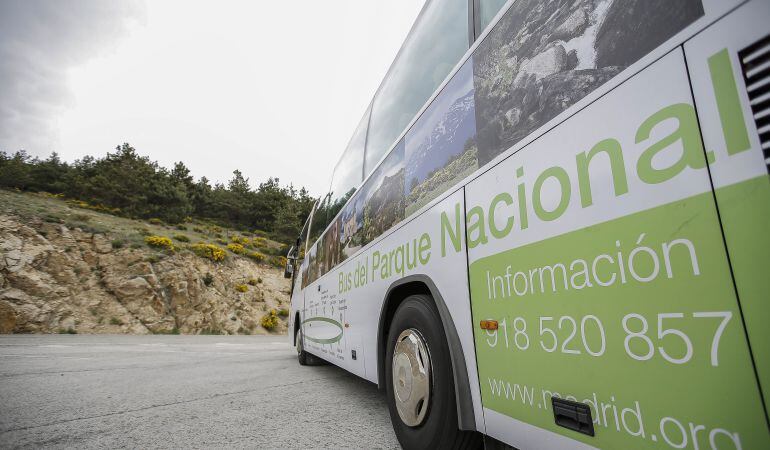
[0, 191, 293, 335]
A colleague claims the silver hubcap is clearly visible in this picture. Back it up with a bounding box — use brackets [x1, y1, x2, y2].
[392, 329, 431, 427]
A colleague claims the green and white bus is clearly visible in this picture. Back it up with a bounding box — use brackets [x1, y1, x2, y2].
[286, 0, 770, 448]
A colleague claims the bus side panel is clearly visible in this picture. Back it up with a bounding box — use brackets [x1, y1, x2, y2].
[684, 0, 770, 418]
[301, 190, 485, 427]
[466, 48, 769, 449]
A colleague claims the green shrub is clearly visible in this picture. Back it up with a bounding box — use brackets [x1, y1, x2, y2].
[175, 224, 187, 231]
[277, 308, 289, 317]
[270, 255, 287, 268]
[235, 284, 248, 293]
[136, 227, 151, 236]
[247, 278, 259, 286]
[111, 239, 124, 249]
[173, 234, 190, 242]
[202, 272, 215, 286]
[148, 218, 164, 225]
[200, 327, 223, 335]
[110, 317, 123, 326]
[191, 243, 226, 262]
[58, 327, 77, 334]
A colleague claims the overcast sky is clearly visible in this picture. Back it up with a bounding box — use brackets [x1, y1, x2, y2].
[0, 0, 425, 196]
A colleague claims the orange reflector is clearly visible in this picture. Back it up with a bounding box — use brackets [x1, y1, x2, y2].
[480, 320, 498, 330]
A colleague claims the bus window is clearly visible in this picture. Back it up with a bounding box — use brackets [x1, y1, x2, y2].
[364, 0, 469, 176]
[328, 106, 369, 224]
[476, 0, 508, 37]
[307, 193, 330, 249]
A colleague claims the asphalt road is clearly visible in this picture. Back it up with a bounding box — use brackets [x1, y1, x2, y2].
[0, 335, 400, 449]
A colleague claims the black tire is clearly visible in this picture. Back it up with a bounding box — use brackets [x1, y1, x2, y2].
[296, 327, 325, 366]
[385, 294, 481, 450]
[296, 327, 310, 366]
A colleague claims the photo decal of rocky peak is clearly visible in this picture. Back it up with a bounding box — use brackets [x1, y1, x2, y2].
[472, 0, 705, 165]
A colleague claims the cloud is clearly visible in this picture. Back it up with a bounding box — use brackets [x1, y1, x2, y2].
[0, 0, 144, 155]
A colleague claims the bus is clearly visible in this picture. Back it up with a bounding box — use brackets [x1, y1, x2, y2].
[285, 0, 770, 448]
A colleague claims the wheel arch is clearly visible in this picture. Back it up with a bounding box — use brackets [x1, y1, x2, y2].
[376, 274, 476, 431]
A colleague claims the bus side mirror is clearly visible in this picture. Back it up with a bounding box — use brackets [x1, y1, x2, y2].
[284, 246, 297, 279]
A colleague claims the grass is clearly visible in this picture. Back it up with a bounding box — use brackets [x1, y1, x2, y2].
[200, 327, 224, 335]
[0, 188, 288, 268]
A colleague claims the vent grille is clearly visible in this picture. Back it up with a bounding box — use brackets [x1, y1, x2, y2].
[738, 34, 770, 173]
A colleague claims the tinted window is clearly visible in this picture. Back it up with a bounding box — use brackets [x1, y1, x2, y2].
[307, 193, 330, 248]
[328, 106, 369, 224]
[477, 0, 509, 35]
[364, 0, 469, 175]
[298, 215, 311, 255]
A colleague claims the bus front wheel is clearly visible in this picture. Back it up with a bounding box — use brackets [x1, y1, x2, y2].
[385, 294, 480, 450]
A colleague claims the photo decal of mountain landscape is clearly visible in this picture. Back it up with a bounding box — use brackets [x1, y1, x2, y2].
[472, 0, 704, 165]
[362, 141, 406, 246]
[339, 189, 365, 263]
[404, 58, 478, 217]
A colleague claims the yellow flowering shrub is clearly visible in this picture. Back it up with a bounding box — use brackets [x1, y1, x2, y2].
[231, 236, 250, 246]
[261, 310, 278, 330]
[252, 237, 267, 247]
[145, 236, 174, 251]
[248, 251, 265, 263]
[227, 243, 247, 255]
[235, 284, 248, 293]
[190, 243, 226, 262]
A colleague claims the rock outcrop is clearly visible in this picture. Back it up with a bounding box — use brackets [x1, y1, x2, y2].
[0, 215, 290, 335]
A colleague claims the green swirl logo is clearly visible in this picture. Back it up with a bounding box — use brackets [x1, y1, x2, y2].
[301, 316, 344, 344]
